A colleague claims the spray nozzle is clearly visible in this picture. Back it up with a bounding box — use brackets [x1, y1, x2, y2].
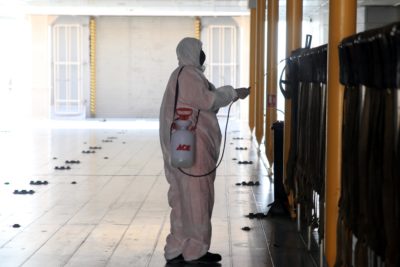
[176, 108, 193, 120]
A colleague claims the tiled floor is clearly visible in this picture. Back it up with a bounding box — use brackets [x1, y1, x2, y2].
[0, 119, 316, 267]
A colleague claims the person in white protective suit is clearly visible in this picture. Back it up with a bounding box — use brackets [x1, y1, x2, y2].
[159, 37, 249, 264]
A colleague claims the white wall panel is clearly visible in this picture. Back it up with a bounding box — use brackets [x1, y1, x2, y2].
[96, 16, 194, 118]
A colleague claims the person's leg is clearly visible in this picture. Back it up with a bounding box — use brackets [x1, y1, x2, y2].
[164, 165, 185, 261]
[179, 174, 215, 261]
[164, 126, 220, 263]
[164, 165, 217, 262]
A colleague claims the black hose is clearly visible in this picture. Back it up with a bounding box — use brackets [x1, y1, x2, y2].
[178, 101, 234, 177]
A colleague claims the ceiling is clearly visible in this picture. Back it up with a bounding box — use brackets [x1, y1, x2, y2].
[0, 0, 399, 18]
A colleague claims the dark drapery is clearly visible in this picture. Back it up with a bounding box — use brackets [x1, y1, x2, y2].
[282, 45, 327, 242]
[337, 22, 400, 267]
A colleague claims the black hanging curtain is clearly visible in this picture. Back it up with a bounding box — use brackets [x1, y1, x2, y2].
[337, 22, 400, 267]
[281, 44, 327, 242]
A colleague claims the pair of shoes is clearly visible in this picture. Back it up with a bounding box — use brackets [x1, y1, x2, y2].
[166, 254, 185, 264]
[187, 252, 222, 264]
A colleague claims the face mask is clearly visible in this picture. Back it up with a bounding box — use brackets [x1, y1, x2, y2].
[200, 50, 206, 66]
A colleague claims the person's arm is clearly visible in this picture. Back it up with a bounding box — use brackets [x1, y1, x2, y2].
[211, 83, 250, 109]
[211, 85, 237, 110]
[179, 67, 248, 111]
[179, 67, 235, 111]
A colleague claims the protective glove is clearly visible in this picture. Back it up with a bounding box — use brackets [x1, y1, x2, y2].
[234, 87, 250, 101]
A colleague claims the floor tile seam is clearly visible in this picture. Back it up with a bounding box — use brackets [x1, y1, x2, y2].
[298, 229, 319, 267]
[16, 213, 97, 266]
[110, 140, 159, 176]
[121, 139, 156, 167]
[0, 197, 76, 249]
[61, 175, 143, 265]
[135, 147, 164, 176]
[224, 173, 234, 267]
[250, 183, 275, 267]
[16, 175, 121, 265]
[103, 174, 162, 266]
[96, 139, 148, 173]
[96, 175, 142, 217]
[0, 182, 59, 225]
[16, 174, 127, 264]
[0, 174, 109, 212]
[144, 209, 169, 267]
[249, 138, 318, 267]
[57, 224, 99, 266]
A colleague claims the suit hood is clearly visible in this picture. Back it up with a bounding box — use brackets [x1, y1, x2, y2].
[176, 37, 203, 69]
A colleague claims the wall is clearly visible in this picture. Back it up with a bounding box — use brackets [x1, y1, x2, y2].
[31, 15, 50, 119]
[0, 16, 32, 124]
[364, 6, 400, 30]
[96, 16, 194, 118]
[28, 15, 249, 119]
[314, 8, 366, 44]
[30, 15, 90, 120]
[51, 16, 90, 119]
[200, 16, 250, 120]
[236, 16, 250, 121]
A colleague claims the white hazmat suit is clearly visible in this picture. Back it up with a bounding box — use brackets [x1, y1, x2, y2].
[159, 37, 238, 261]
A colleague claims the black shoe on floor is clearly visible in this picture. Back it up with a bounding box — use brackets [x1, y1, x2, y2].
[166, 254, 185, 264]
[188, 252, 222, 264]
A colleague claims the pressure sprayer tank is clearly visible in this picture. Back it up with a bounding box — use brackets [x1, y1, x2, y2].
[171, 108, 195, 168]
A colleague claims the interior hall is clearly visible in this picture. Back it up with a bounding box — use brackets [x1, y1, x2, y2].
[0, 1, 399, 267]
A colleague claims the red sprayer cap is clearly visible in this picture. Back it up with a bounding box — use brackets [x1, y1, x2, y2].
[176, 108, 193, 120]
